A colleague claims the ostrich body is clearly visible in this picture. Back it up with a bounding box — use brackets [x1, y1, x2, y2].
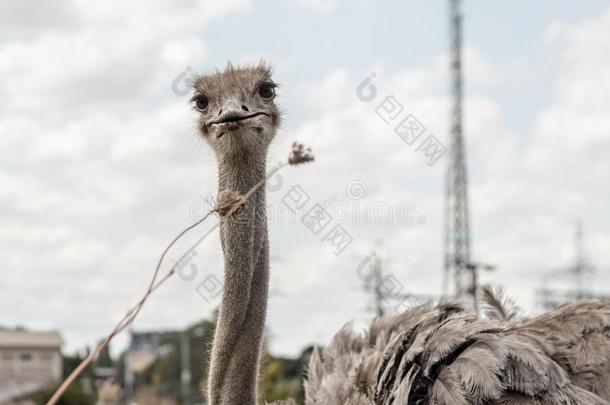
[193, 63, 610, 405]
[305, 298, 610, 405]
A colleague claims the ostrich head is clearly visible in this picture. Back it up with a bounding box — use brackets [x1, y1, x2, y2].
[192, 63, 281, 160]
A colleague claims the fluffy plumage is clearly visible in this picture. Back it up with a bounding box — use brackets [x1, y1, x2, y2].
[304, 296, 610, 405]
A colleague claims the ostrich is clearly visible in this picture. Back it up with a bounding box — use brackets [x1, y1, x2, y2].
[192, 62, 610, 405]
[304, 294, 610, 405]
[192, 62, 280, 405]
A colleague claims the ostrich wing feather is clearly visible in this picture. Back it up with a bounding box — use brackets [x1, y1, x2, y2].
[303, 298, 610, 405]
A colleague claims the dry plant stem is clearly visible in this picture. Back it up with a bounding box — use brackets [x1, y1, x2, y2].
[117, 211, 216, 335]
[148, 211, 214, 291]
[46, 162, 289, 405]
[222, 162, 287, 219]
[46, 222, 219, 405]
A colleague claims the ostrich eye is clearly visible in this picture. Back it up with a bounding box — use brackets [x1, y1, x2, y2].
[258, 83, 275, 100]
[192, 95, 209, 111]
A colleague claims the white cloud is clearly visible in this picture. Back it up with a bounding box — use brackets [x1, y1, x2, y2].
[0, 1, 78, 32]
[0, 0, 252, 115]
[526, 9, 610, 185]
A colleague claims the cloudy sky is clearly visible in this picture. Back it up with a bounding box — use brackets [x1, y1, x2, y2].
[1, 0, 610, 357]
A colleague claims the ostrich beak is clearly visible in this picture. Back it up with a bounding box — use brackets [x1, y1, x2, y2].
[205, 100, 270, 131]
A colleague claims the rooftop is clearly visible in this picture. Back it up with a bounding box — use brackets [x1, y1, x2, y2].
[0, 331, 62, 349]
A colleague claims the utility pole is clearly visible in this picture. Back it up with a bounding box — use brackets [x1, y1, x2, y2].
[180, 329, 191, 405]
[465, 261, 495, 314]
[574, 220, 586, 298]
[444, 0, 474, 308]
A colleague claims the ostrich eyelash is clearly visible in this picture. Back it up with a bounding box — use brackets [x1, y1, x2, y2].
[255, 80, 279, 91]
[190, 94, 204, 103]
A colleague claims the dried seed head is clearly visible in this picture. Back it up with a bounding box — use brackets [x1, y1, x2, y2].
[215, 190, 246, 217]
[288, 142, 314, 165]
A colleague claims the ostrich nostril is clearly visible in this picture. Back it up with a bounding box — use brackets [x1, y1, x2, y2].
[241, 105, 249, 112]
[218, 109, 223, 116]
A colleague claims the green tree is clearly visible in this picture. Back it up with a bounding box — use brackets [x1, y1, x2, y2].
[30, 383, 94, 405]
[260, 345, 314, 404]
[94, 340, 114, 368]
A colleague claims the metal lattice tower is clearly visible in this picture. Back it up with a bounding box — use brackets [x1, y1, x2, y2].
[363, 251, 385, 317]
[536, 221, 609, 310]
[444, 0, 473, 307]
[361, 248, 434, 318]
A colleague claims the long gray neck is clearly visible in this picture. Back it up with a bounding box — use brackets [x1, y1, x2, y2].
[208, 152, 269, 405]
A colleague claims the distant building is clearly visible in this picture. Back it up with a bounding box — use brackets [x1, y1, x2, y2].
[124, 331, 162, 400]
[0, 330, 63, 404]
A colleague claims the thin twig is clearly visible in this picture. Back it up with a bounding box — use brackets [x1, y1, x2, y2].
[46, 220, 218, 405]
[149, 211, 214, 291]
[45, 161, 292, 405]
